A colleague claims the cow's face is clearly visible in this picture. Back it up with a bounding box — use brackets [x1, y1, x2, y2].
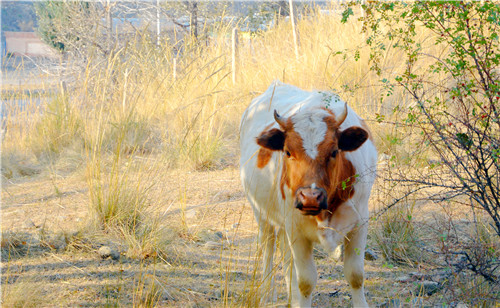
[256, 105, 368, 216]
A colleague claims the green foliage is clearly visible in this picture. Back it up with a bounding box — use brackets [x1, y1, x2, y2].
[346, 0, 500, 236]
[344, 0, 500, 284]
[34, 1, 91, 52]
[34, 1, 67, 51]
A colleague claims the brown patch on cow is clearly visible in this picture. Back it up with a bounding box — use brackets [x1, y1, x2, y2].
[257, 148, 273, 168]
[275, 110, 358, 212]
[298, 280, 313, 297]
[280, 160, 288, 199]
[327, 152, 356, 213]
[359, 118, 374, 142]
[315, 113, 357, 214]
[256, 124, 279, 169]
[348, 271, 364, 290]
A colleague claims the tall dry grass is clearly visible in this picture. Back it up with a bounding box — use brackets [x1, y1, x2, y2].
[4, 3, 496, 306]
[3, 4, 393, 174]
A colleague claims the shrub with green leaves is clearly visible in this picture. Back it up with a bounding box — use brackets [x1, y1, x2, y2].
[344, 0, 499, 283]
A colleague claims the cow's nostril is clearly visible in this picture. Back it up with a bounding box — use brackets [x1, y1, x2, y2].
[316, 192, 323, 201]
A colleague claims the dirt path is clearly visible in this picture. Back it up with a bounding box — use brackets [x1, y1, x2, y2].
[1, 167, 464, 307]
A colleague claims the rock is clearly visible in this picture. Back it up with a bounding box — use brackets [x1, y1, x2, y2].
[204, 241, 223, 250]
[413, 281, 441, 296]
[364, 248, 378, 261]
[185, 209, 197, 219]
[214, 231, 224, 240]
[98, 246, 120, 260]
[378, 298, 401, 308]
[396, 275, 411, 283]
[409, 272, 430, 280]
[51, 239, 67, 251]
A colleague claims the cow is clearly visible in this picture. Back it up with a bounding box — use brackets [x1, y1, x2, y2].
[239, 81, 377, 307]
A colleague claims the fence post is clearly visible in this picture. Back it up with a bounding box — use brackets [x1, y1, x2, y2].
[173, 57, 177, 81]
[156, 0, 161, 47]
[232, 27, 239, 85]
[289, 0, 299, 60]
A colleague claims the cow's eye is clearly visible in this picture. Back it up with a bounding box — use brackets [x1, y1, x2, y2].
[331, 149, 338, 158]
[285, 150, 291, 157]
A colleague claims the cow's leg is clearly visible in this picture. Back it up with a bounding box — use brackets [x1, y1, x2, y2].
[257, 219, 276, 303]
[343, 223, 369, 308]
[278, 228, 297, 306]
[286, 231, 316, 307]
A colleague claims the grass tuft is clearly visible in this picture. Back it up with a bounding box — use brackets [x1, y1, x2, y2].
[374, 203, 427, 267]
[29, 94, 82, 162]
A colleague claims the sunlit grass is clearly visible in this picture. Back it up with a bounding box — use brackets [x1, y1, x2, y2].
[2, 4, 497, 307]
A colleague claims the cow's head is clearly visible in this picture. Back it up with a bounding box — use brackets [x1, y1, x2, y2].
[256, 105, 368, 216]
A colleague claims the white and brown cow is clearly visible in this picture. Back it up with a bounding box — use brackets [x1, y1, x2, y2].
[240, 81, 377, 307]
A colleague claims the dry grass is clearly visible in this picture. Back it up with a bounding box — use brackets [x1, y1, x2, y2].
[2, 4, 499, 307]
[1, 277, 47, 308]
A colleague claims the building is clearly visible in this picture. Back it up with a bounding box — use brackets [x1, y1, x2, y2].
[3, 31, 59, 58]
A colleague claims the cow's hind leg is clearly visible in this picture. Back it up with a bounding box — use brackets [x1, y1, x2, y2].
[344, 223, 369, 307]
[257, 219, 277, 303]
[278, 228, 297, 306]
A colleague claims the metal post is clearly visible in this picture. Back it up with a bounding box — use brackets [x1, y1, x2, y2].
[232, 27, 239, 85]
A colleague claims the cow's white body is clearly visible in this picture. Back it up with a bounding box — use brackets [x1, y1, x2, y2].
[240, 81, 377, 307]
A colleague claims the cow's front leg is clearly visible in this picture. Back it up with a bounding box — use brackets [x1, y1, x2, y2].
[344, 223, 369, 308]
[286, 232, 316, 307]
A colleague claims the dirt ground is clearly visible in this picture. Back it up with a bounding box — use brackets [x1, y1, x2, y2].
[2, 163, 483, 308]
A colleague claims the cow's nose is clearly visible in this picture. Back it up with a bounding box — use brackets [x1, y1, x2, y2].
[296, 187, 326, 211]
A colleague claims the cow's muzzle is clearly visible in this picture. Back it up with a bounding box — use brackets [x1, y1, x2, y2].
[294, 186, 327, 216]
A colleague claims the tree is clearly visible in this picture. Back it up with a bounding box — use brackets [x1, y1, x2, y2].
[160, 1, 228, 40]
[345, 1, 499, 283]
[34, 1, 92, 53]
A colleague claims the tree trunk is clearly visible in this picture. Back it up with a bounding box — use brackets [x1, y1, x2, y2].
[190, 1, 198, 39]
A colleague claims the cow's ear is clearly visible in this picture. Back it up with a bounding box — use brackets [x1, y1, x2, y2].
[256, 128, 285, 151]
[338, 127, 368, 152]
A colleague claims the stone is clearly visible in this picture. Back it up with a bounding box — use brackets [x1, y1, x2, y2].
[214, 231, 224, 239]
[413, 281, 441, 296]
[378, 298, 401, 308]
[185, 209, 197, 219]
[98, 246, 120, 260]
[364, 248, 378, 261]
[204, 241, 223, 250]
[396, 275, 411, 283]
